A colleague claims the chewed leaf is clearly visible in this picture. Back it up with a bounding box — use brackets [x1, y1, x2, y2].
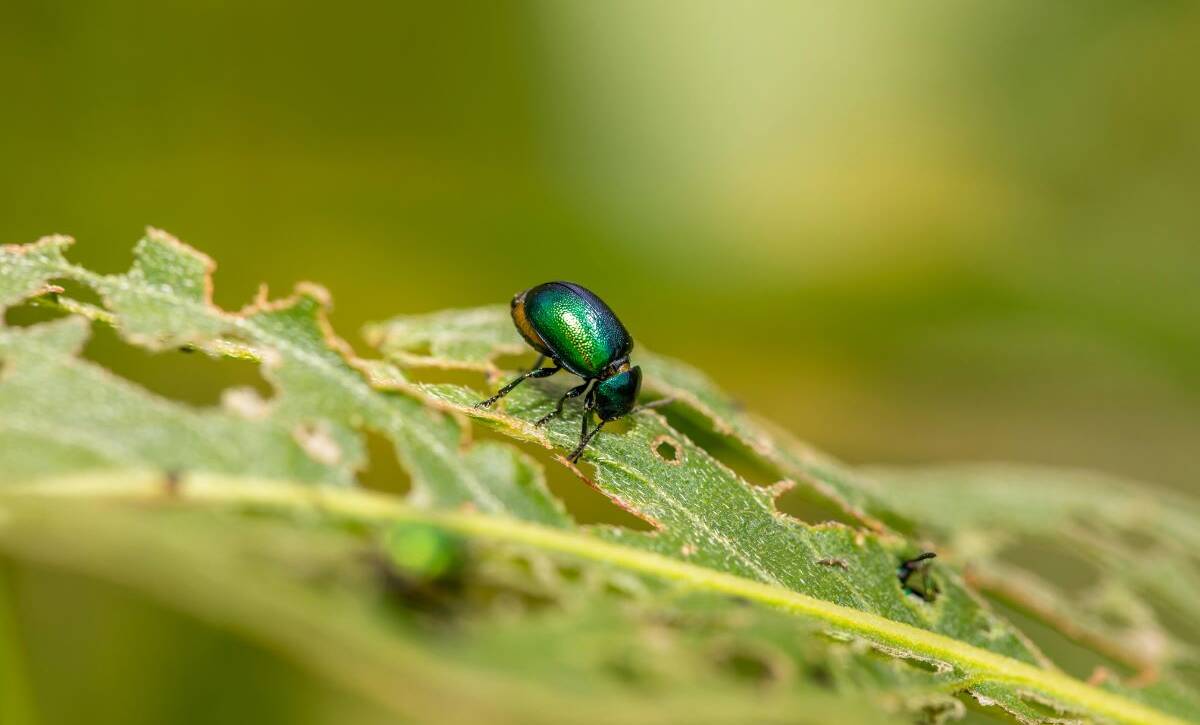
[866, 464, 1200, 714]
[638, 351, 903, 532]
[0, 316, 343, 483]
[0, 231, 568, 527]
[366, 307, 900, 532]
[2, 232, 1197, 724]
[92, 230, 232, 347]
[0, 236, 71, 308]
[0, 478, 977, 725]
[381, 375, 1047, 667]
[373, 306, 526, 370]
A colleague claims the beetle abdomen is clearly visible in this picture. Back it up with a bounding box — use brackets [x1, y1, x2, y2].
[517, 282, 631, 377]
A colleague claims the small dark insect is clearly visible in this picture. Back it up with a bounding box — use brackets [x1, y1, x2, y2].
[816, 557, 849, 569]
[898, 551, 939, 602]
[476, 281, 642, 462]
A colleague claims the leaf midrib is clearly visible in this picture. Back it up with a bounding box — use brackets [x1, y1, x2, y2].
[2, 471, 1183, 725]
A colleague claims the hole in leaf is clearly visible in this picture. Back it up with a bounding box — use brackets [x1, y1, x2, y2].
[773, 483, 860, 527]
[2, 279, 105, 328]
[656, 403, 883, 530]
[601, 415, 635, 437]
[80, 323, 272, 407]
[56, 278, 105, 307]
[4, 300, 71, 327]
[651, 436, 682, 465]
[469, 426, 654, 531]
[900, 655, 942, 675]
[493, 352, 537, 372]
[960, 693, 1019, 723]
[394, 339, 432, 357]
[1016, 691, 1078, 719]
[358, 428, 412, 495]
[658, 407, 776, 487]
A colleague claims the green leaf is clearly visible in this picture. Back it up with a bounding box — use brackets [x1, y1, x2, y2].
[864, 464, 1200, 720]
[1, 230, 1196, 724]
[0, 236, 71, 309]
[364, 308, 1041, 656]
[0, 230, 568, 526]
[0, 316, 342, 483]
[366, 306, 898, 531]
[0, 472, 959, 725]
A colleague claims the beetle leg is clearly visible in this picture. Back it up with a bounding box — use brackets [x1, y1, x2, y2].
[536, 380, 591, 427]
[567, 395, 602, 462]
[475, 356, 560, 408]
[568, 419, 605, 463]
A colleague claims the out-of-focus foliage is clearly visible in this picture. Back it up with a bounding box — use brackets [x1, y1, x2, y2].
[865, 466, 1200, 694]
[1, 233, 1197, 724]
[1, 2, 1198, 489]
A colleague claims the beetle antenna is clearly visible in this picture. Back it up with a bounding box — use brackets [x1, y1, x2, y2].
[898, 552, 936, 580]
[633, 396, 675, 413]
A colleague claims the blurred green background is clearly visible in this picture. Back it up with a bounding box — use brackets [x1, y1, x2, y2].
[4, 3, 1200, 723]
[3, 0, 1198, 494]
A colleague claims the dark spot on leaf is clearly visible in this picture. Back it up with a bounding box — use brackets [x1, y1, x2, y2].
[714, 645, 787, 687]
[806, 663, 835, 689]
[816, 557, 849, 569]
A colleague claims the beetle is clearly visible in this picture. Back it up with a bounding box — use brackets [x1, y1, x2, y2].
[475, 281, 642, 462]
[897, 552, 938, 602]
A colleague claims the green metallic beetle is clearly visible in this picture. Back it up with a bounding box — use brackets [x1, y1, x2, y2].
[476, 281, 642, 462]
